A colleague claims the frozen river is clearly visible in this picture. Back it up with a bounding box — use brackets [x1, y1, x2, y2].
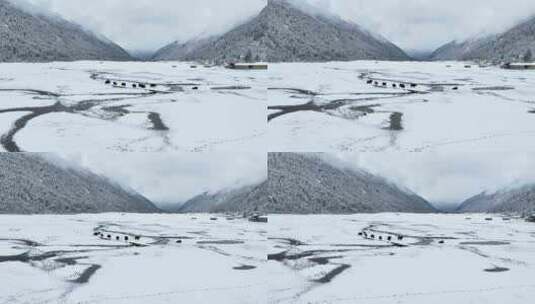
[2, 61, 535, 152]
[0, 61, 266, 152]
[1, 213, 534, 303]
[267, 61, 535, 152]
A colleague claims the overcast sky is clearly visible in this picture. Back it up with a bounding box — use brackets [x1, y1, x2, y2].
[54, 152, 267, 207]
[54, 152, 535, 210]
[328, 152, 535, 209]
[17, 0, 535, 53]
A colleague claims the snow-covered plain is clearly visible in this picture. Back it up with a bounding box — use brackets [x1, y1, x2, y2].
[0, 214, 290, 304]
[267, 61, 535, 152]
[3, 61, 535, 152]
[1, 213, 534, 304]
[0, 61, 266, 152]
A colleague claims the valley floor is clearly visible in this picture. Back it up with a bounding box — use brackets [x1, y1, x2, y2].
[1, 213, 534, 304]
[0, 61, 266, 152]
[2, 61, 535, 152]
[268, 61, 535, 152]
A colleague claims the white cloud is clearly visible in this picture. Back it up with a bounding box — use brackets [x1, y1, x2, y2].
[329, 152, 535, 208]
[317, 0, 535, 51]
[55, 152, 267, 206]
[332, 0, 535, 49]
[41, 151, 535, 209]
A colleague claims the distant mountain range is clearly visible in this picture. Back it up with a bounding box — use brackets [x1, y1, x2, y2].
[176, 154, 535, 216]
[172, 182, 268, 214]
[429, 36, 497, 61]
[0, 0, 132, 62]
[3, 0, 535, 65]
[174, 153, 435, 214]
[430, 16, 535, 63]
[152, 36, 218, 62]
[458, 185, 535, 215]
[153, 0, 410, 63]
[0, 154, 159, 214]
[2, 153, 533, 216]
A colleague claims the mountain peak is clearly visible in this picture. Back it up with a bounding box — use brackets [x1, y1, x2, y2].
[267, 0, 286, 5]
[266, 0, 292, 7]
[153, 0, 409, 63]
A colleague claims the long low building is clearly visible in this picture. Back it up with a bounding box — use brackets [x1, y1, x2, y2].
[225, 63, 268, 70]
[501, 62, 535, 70]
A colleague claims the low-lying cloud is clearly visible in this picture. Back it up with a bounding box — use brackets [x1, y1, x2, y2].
[55, 152, 267, 207]
[303, 0, 535, 51]
[41, 152, 535, 210]
[328, 152, 535, 209]
[16, 0, 265, 53]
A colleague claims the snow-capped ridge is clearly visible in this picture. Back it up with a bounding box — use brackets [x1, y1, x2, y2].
[430, 15, 535, 62]
[1, 0, 133, 62]
[0, 154, 159, 214]
[458, 183, 535, 214]
[153, 0, 409, 63]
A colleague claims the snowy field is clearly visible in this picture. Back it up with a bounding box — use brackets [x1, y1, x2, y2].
[0, 61, 266, 152]
[1, 213, 534, 304]
[267, 61, 535, 152]
[3, 61, 535, 152]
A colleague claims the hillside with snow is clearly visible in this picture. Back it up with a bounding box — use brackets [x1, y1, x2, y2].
[174, 182, 268, 214]
[153, 0, 409, 63]
[265, 153, 436, 214]
[430, 16, 535, 62]
[458, 185, 535, 214]
[0, 154, 159, 214]
[0, 0, 132, 62]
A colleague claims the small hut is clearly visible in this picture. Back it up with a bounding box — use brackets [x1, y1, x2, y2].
[249, 214, 268, 223]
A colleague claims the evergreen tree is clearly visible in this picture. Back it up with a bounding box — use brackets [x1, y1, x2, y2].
[244, 50, 253, 63]
[523, 49, 533, 62]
